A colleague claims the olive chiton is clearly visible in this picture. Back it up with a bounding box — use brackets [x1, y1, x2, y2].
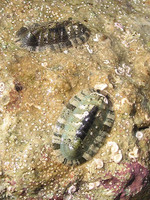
[16, 18, 90, 51]
[52, 88, 115, 166]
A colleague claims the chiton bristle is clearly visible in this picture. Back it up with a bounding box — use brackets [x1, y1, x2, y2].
[16, 18, 90, 51]
[52, 88, 115, 166]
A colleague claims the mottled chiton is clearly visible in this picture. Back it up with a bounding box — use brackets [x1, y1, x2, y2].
[52, 89, 115, 166]
[16, 18, 90, 51]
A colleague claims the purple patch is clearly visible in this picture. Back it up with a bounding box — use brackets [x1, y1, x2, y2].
[100, 162, 149, 199]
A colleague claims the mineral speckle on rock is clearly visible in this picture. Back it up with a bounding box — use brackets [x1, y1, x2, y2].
[0, 0, 150, 199]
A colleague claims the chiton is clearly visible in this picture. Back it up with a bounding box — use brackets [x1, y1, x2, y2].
[16, 18, 90, 51]
[52, 88, 115, 166]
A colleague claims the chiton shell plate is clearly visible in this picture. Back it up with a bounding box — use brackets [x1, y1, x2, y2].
[16, 18, 90, 51]
[52, 89, 115, 166]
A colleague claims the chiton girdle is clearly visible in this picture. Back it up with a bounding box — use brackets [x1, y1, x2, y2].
[52, 88, 115, 166]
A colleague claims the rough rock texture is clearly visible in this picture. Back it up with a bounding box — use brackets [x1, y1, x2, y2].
[0, 0, 150, 199]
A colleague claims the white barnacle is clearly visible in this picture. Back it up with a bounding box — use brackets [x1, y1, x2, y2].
[107, 141, 119, 153]
[115, 67, 125, 76]
[107, 142, 122, 163]
[95, 181, 101, 187]
[135, 131, 143, 140]
[122, 63, 131, 77]
[68, 185, 76, 194]
[113, 150, 122, 163]
[93, 158, 104, 169]
[88, 182, 95, 190]
[129, 146, 138, 159]
[88, 181, 101, 190]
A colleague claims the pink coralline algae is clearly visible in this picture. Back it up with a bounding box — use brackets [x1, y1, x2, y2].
[101, 162, 149, 200]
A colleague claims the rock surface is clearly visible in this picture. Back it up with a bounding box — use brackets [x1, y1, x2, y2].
[0, 0, 150, 199]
